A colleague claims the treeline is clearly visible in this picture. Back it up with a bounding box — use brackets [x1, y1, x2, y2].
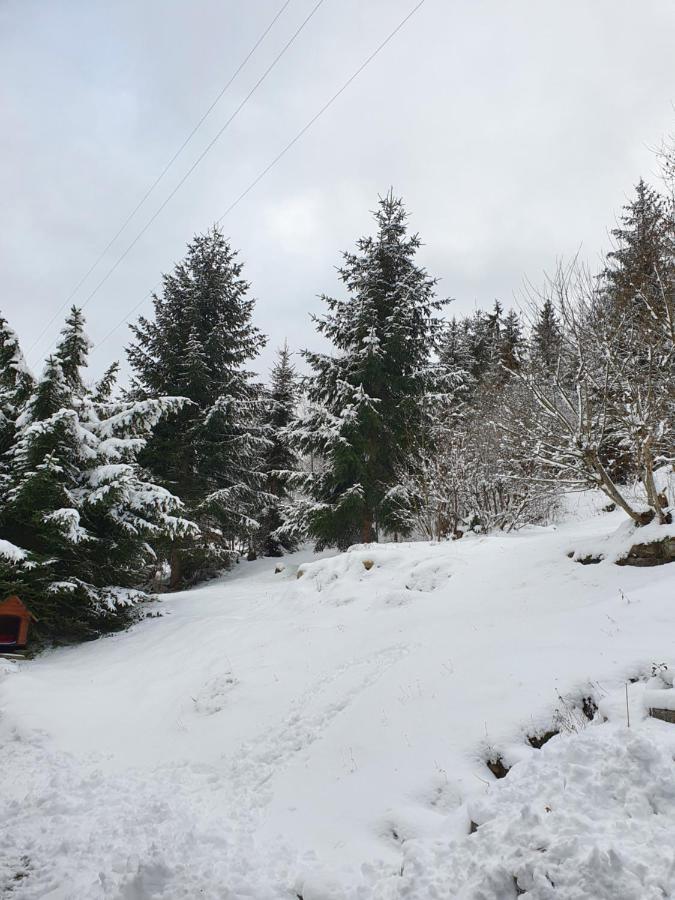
[1, 147, 673, 644]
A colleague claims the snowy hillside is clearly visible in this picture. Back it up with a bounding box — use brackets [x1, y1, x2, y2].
[2, 496, 675, 899]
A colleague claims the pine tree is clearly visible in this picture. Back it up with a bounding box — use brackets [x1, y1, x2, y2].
[127, 226, 268, 585]
[256, 342, 301, 556]
[0, 308, 193, 643]
[2, 353, 80, 569]
[297, 192, 447, 549]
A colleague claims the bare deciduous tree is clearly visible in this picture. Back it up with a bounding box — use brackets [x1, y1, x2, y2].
[510, 260, 673, 527]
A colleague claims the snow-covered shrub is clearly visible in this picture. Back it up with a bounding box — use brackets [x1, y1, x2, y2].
[393, 383, 558, 540]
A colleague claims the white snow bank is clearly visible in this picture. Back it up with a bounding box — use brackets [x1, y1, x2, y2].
[295, 538, 468, 605]
[367, 717, 675, 900]
[358, 678, 675, 898]
[644, 688, 675, 712]
[567, 467, 675, 563]
[570, 514, 675, 564]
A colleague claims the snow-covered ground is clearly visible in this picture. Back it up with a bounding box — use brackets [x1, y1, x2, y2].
[2, 494, 675, 899]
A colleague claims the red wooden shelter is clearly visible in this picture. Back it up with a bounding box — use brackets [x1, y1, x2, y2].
[0, 595, 36, 651]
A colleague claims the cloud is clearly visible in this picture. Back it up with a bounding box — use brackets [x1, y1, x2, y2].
[264, 190, 324, 254]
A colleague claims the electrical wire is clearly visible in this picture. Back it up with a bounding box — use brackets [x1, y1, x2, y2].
[27, 0, 298, 362]
[90, 0, 428, 359]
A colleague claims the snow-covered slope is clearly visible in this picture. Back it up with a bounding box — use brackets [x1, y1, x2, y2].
[2, 500, 675, 898]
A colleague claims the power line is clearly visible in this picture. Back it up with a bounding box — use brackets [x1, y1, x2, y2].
[28, 0, 295, 363]
[216, 0, 427, 224]
[90, 0, 428, 359]
[70, 0, 325, 320]
[29, 1, 293, 362]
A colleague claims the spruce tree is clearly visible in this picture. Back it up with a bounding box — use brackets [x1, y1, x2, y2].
[0, 308, 192, 643]
[596, 179, 675, 480]
[441, 303, 519, 391]
[127, 226, 268, 585]
[297, 192, 447, 549]
[455, 303, 505, 387]
[0, 315, 33, 456]
[440, 318, 474, 382]
[256, 342, 301, 557]
[92, 361, 120, 404]
[601, 179, 672, 331]
[55, 306, 90, 389]
[530, 297, 562, 374]
[498, 309, 523, 378]
[465, 310, 492, 383]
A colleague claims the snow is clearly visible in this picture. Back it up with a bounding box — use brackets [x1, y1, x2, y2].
[43, 507, 88, 543]
[569, 507, 675, 564]
[644, 687, 675, 711]
[2, 499, 675, 898]
[0, 538, 27, 564]
[383, 717, 675, 900]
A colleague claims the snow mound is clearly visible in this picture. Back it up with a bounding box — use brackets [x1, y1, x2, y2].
[368, 720, 675, 900]
[569, 515, 675, 565]
[295, 541, 460, 605]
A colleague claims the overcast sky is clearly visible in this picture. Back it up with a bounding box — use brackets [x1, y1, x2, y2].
[1, 0, 674, 383]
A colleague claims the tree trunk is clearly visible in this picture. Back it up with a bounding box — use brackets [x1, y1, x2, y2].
[169, 547, 182, 591]
[642, 437, 669, 525]
[588, 450, 651, 526]
[360, 514, 374, 544]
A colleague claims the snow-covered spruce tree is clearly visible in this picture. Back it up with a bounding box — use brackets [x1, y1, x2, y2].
[446, 310, 488, 387]
[92, 361, 120, 404]
[0, 314, 33, 457]
[127, 226, 269, 585]
[0, 314, 35, 580]
[439, 317, 476, 398]
[440, 302, 520, 393]
[592, 180, 675, 482]
[599, 179, 672, 332]
[0, 307, 193, 643]
[296, 192, 448, 550]
[498, 309, 524, 379]
[255, 342, 301, 557]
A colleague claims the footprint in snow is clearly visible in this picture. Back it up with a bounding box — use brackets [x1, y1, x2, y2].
[423, 772, 464, 813]
[192, 671, 238, 716]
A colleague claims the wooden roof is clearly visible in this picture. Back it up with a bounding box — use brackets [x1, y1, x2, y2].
[0, 595, 38, 621]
